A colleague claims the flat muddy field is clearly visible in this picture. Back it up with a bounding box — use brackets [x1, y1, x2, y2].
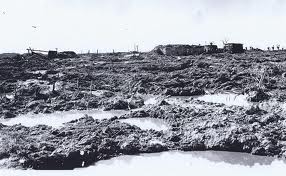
[1, 51, 286, 170]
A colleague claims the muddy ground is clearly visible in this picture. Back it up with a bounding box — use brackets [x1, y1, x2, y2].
[1, 50, 286, 169]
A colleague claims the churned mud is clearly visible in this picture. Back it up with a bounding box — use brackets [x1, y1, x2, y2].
[1, 51, 286, 169]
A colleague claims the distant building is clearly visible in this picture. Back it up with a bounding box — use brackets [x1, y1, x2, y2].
[48, 50, 58, 59]
[154, 44, 204, 56]
[224, 43, 244, 53]
[204, 44, 218, 54]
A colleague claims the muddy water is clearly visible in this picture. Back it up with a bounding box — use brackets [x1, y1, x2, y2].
[143, 95, 160, 105]
[0, 109, 169, 131]
[120, 118, 169, 131]
[0, 109, 128, 128]
[1, 151, 285, 176]
[144, 95, 203, 108]
[1, 93, 284, 128]
[168, 93, 285, 110]
[166, 96, 204, 108]
[143, 93, 250, 107]
[196, 93, 250, 107]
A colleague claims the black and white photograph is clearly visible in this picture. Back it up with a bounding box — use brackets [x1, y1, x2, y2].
[1, 0, 286, 175]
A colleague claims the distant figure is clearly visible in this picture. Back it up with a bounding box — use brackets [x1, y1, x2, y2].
[277, 45, 280, 50]
[272, 46, 275, 51]
[267, 47, 270, 51]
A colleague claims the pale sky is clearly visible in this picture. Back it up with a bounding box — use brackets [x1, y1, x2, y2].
[0, 0, 286, 53]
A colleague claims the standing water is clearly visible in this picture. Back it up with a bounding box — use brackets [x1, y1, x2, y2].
[0, 151, 285, 176]
[196, 93, 250, 107]
[143, 93, 250, 108]
[0, 109, 128, 128]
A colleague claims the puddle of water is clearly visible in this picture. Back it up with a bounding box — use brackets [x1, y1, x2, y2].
[1, 151, 286, 176]
[165, 96, 204, 108]
[120, 118, 169, 131]
[196, 93, 250, 107]
[4, 93, 15, 100]
[94, 61, 106, 65]
[144, 95, 202, 108]
[86, 151, 286, 176]
[0, 109, 128, 128]
[18, 79, 49, 86]
[130, 94, 285, 111]
[28, 70, 47, 75]
[143, 95, 160, 105]
[143, 94, 248, 108]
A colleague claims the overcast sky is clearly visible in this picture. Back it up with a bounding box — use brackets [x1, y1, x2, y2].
[0, 0, 286, 53]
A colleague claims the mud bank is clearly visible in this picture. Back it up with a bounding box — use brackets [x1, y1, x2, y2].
[0, 116, 168, 169]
